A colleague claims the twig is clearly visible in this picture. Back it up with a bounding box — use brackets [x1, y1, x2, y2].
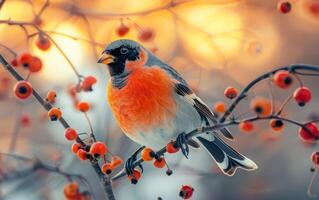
[0, 55, 115, 200]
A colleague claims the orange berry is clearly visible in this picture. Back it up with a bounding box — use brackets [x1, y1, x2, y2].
[77, 149, 87, 160]
[269, 119, 284, 131]
[90, 141, 107, 156]
[48, 107, 62, 121]
[45, 90, 57, 103]
[239, 121, 254, 133]
[35, 35, 51, 51]
[166, 141, 179, 154]
[214, 101, 226, 113]
[128, 169, 141, 184]
[71, 143, 81, 154]
[224, 87, 238, 99]
[64, 182, 79, 198]
[153, 157, 166, 168]
[65, 128, 78, 141]
[14, 81, 33, 100]
[77, 101, 90, 112]
[111, 156, 123, 168]
[138, 28, 155, 42]
[101, 163, 114, 175]
[29, 56, 42, 73]
[81, 76, 97, 91]
[141, 147, 155, 161]
[273, 70, 293, 89]
[250, 97, 271, 117]
[19, 53, 33, 68]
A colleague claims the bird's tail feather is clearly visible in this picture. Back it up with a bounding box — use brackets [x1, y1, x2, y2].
[197, 136, 257, 176]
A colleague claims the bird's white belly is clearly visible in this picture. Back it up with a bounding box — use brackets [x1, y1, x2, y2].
[126, 94, 202, 150]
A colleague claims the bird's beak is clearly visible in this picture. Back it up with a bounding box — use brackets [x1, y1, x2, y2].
[97, 52, 114, 65]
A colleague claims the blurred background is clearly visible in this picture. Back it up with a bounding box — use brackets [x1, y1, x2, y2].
[1, 0, 319, 199]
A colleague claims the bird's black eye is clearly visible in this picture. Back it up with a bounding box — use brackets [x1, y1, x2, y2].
[120, 47, 129, 55]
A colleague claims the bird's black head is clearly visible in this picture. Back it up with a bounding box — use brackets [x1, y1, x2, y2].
[97, 39, 141, 76]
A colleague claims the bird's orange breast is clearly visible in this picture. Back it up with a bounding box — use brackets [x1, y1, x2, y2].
[107, 66, 176, 135]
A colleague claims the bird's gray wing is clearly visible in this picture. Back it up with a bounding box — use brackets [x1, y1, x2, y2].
[145, 54, 233, 140]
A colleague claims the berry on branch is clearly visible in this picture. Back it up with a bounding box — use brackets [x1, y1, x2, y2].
[214, 101, 226, 113]
[166, 141, 180, 154]
[250, 97, 271, 117]
[48, 107, 62, 121]
[179, 185, 194, 200]
[153, 157, 166, 168]
[45, 90, 57, 103]
[64, 128, 78, 141]
[71, 143, 81, 154]
[273, 70, 293, 89]
[311, 151, 319, 167]
[128, 169, 141, 184]
[141, 147, 156, 161]
[269, 119, 284, 132]
[278, 1, 292, 14]
[299, 122, 319, 143]
[77, 101, 90, 112]
[81, 76, 97, 92]
[293, 87, 312, 106]
[35, 34, 51, 51]
[64, 182, 79, 199]
[224, 87, 238, 99]
[102, 163, 114, 175]
[239, 121, 254, 133]
[90, 141, 108, 157]
[14, 81, 33, 100]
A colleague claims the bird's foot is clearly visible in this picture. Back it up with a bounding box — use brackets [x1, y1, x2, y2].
[176, 132, 189, 158]
[125, 146, 145, 175]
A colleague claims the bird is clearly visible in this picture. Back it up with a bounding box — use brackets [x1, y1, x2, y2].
[98, 39, 257, 176]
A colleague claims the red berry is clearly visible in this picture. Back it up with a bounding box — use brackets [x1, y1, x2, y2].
[64, 128, 78, 141]
[293, 87, 312, 106]
[299, 123, 319, 143]
[116, 24, 130, 37]
[11, 59, 19, 67]
[35, 35, 51, 51]
[179, 185, 194, 199]
[77, 149, 87, 160]
[81, 76, 97, 91]
[71, 143, 81, 154]
[14, 81, 33, 100]
[20, 114, 31, 127]
[166, 141, 179, 153]
[239, 121, 254, 133]
[128, 169, 141, 184]
[309, 2, 319, 16]
[224, 87, 238, 99]
[278, 2, 292, 14]
[138, 28, 155, 42]
[273, 70, 293, 89]
[312, 152, 319, 166]
[153, 157, 166, 168]
[90, 141, 107, 156]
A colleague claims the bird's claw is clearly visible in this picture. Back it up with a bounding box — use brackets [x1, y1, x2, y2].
[125, 146, 145, 175]
[176, 132, 189, 158]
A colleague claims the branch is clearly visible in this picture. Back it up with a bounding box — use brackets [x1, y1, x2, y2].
[111, 64, 319, 181]
[0, 55, 116, 200]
